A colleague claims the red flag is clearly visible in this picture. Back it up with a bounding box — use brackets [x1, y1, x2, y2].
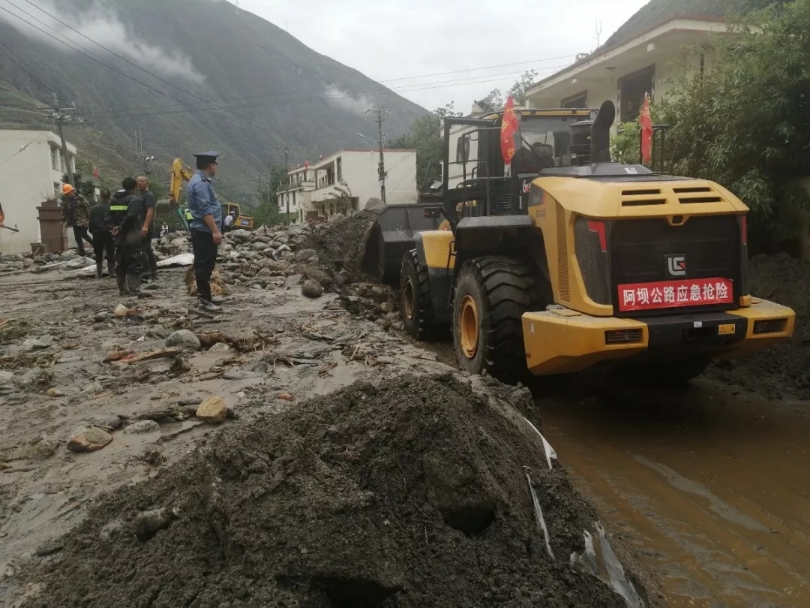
[93, 166, 99, 178]
[304, 160, 309, 169]
[500, 96, 519, 165]
[640, 93, 653, 164]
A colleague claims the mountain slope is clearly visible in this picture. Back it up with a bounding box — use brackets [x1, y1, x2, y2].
[0, 0, 426, 200]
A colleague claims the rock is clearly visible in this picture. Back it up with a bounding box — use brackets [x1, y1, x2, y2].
[133, 507, 178, 541]
[222, 370, 253, 381]
[252, 242, 269, 251]
[301, 280, 324, 299]
[20, 367, 46, 386]
[166, 330, 201, 351]
[391, 321, 405, 331]
[196, 397, 227, 423]
[0, 370, 14, 384]
[304, 268, 332, 287]
[208, 342, 231, 353]
[23, 336, 52, 351]
[375, 318, 391, 330]
[67, 427, 113, 453]
[113, 304, 130, 318]
[90, 416, 124, 432]
[280, 251, 295, 261]
[124, 420, 161, 434]
[228, 229, 251, 242]
[295, 248, 317, 263]
[380, 301, 395, 314]
[274, 244, 292, 258]
[21, 438, 59, 461]
[99, 519, 125, 542]
[82, 382, 104, 395]
[285, 273, 303, 288]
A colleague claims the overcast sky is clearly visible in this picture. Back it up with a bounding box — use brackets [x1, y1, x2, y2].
[234, 0, 649, 111]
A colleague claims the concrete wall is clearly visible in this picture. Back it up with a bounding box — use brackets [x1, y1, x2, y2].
[0, 130, 77, 254]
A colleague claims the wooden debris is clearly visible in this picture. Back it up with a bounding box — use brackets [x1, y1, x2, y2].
[117, 348, 183, 364]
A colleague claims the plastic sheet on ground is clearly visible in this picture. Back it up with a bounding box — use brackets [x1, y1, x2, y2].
[521, 415, 558, 469]
[525, 470, 554, 560]
[570, 523, 645, 608]
[74, 253, 194, 277]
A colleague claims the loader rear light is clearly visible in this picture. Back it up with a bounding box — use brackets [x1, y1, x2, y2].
[753, 319, 787, 335]
[586, 220, 607, 252]
[605, 329, 643, 345]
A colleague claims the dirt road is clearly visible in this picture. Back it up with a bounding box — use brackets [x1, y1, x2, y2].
[540, 381, 810, 607]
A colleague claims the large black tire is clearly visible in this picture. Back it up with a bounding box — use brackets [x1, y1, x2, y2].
[400, 250, 437, 341]
[453, 256, 543, 385]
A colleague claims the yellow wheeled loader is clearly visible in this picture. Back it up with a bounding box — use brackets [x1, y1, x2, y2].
[363, 102, 795, 385]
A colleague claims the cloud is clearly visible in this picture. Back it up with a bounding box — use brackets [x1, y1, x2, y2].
[324, 85, 375, 115]
[0, 0, 205, 84]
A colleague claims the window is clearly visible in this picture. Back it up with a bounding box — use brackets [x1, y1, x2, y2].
[337, 157, 342, 181]
[562, 91, 587, 108]
[618, 65, 655, 122]
[51, 147, 59, 171]
[456, 134, 470, 162]
[54, 182, 61, 197]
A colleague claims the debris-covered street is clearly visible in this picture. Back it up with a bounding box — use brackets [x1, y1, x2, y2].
[1, 215, 809, 607]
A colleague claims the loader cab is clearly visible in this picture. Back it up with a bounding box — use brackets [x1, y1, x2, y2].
[441, 109, 596, 224]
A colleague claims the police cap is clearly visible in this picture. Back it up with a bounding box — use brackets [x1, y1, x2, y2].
[193, 151, 220, 165]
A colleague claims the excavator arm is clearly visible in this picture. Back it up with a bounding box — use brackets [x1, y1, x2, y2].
[169, 157, 254, 230]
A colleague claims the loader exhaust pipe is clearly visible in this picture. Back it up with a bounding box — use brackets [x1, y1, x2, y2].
[590, 100, 616, 164]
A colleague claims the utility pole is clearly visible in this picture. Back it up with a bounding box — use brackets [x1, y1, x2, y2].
[277, 145, 290, 172]
[41, 95, 84, 188]
[365, 107, 389, 204]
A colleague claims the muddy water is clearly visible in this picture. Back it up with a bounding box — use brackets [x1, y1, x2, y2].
[539, 381, 810, 608]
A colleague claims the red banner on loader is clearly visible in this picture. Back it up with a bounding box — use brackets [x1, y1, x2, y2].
[618, 278, 733, 312]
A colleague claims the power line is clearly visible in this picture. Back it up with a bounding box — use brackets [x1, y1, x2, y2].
[0, 39, 49, 89]
[86, 64, 570, 123]
[0, 3, 235, 123]
[14, 0, 254, 125]
[79, 56, 575, 120]
[18, 0, 205, 104]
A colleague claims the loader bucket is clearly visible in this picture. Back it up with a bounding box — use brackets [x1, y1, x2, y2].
[360, 204, 443, 285]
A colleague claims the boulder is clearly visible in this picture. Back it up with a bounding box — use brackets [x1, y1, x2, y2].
[67, 427, 113, 453]
[124, 420, 161, 434]
[196, 397, 227, 423]
[301, 280, 324, 299]
[295, 248, 318, 263]
[166, 330, 201, 351]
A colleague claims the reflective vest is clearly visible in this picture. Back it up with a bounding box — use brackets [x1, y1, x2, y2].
[184, 208, 193, 221]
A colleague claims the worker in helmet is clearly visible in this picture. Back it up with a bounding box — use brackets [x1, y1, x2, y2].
[61, 183, 93, 257]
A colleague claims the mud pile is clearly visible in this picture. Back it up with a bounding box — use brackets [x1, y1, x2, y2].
[303, 210, 380, 280]
[23, 374, 637, 608]
[707, 253, 810, 400]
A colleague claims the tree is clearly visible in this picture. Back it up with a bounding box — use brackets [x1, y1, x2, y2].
[506, 69, 539, 105]
[655, 0, 810, 246]
[391, 104, 460, 192]
[252, 165, 290, 226]
[62, 172, 96, 200]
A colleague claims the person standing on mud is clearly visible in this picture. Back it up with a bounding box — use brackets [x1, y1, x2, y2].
[107, 177, 147, 297]
[136, 176, 159, 284]
[187, 151, 224, 312]
[61, 184, 93, 257]
[89, 189, 115, 279]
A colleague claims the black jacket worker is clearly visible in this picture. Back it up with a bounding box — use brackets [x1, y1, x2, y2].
[136, 176, 158, 282]
[107, 178, 146, 297]
[89, 190, 115, 279]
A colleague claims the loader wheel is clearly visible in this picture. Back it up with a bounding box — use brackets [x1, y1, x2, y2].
[453, 256, 543, 385]
[400, 250, 437, 341]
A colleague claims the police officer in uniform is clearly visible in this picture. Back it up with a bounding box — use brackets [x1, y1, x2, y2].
[187, 151, 225, 312]
[107, 177, 146, 297]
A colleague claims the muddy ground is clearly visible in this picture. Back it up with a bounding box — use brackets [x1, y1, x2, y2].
[0, 225, 808, 607]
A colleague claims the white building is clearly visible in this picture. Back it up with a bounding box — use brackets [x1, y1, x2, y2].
[525, 0, 729, 123]
[0, 129, 77, 254]
[278, 148, 417, 223]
